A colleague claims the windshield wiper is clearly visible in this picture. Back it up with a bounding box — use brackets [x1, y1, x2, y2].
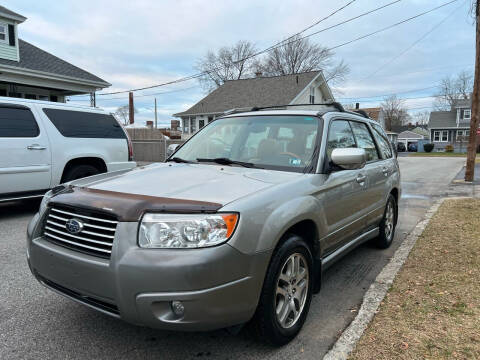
[196, 157, 258, 168]
[167, 157, 195, 163]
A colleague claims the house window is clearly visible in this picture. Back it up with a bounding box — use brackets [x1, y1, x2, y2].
[0, 23, 7, 43]
[24, 94, 37, 100]
[457, 130, 463, 140]
[464, 109, 471, 120]
[309, 87, 315, 104]
[434, 131, 440, 142]
[199, 119, 205, 129]
[441, 130, 448, 142]
[183, 118, 189, 133]
[190, 117, 196, 133]
[208, 116, 213, 123]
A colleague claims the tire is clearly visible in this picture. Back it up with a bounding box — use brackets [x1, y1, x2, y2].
[250, 234, 313, 346]
[62, 164, 100, 182]
[374, 194, 397, 249]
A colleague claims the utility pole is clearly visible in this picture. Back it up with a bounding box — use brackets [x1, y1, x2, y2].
[466, 1, 480, 181]
[154, 97, 158, 129]
[128, 91, 134, 125]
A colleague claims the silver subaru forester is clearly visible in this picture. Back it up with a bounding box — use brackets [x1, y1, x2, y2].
[27, 104, 400, 345]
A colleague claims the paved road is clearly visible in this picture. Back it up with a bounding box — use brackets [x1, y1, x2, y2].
[0, 157, 466, 360]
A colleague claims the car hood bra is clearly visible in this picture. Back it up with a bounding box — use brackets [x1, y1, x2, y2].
[52, 163, 304, 220]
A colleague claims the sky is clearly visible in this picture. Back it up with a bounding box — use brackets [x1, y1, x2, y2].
[3, 0, 475, 126]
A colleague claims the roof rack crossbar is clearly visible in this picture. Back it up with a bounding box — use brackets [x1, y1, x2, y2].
[250, 102, 345, 113]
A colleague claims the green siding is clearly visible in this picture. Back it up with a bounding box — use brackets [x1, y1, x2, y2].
[0, 17, 17, 61]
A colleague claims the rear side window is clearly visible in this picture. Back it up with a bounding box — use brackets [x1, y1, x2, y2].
[349, 121, 379, 162]
[43, 108, 126, 139]
[0, 106, 39, 138]
[371, 124, 393, 159]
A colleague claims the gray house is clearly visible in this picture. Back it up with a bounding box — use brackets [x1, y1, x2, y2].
[174, 71, 334, 136]
[0, 6, 110, 103]
[429, 99, 472, 152]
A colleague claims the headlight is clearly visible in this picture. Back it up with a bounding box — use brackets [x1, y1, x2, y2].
[139, 213, 239, 249]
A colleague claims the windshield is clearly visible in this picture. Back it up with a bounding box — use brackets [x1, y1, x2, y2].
[173, 115, 321, 172]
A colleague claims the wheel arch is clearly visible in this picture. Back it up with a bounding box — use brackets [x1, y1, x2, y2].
[61, 157, 107, 183]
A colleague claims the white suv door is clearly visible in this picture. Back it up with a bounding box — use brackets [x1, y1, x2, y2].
[0, 104, 51, 195]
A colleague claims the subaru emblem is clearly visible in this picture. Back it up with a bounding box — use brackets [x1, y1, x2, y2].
[65, 218, 84, 234]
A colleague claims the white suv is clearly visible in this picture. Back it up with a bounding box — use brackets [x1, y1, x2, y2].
[0, 98, 136, 202]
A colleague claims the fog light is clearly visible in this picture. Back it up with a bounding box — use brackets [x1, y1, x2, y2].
[171, 301, 185, 316]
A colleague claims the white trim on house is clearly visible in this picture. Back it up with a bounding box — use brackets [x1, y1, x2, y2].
[433, 130, 448, 142]
[288, 71, 334, 105]
[0, 11, 26, 23]
[0, 63, 111, 88]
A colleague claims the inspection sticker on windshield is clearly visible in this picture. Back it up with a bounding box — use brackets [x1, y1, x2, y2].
[289, 158, 301, 165]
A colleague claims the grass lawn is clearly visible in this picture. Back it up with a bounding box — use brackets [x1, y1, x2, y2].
[350, 199, 480, 359]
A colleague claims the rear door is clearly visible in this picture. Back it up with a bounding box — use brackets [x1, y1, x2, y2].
[0, 104, 51, 195]
[348, 120, 383, 228]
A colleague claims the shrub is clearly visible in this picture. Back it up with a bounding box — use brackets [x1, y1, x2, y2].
[445, 144, 454, 153]
[423, 143, 434, 153]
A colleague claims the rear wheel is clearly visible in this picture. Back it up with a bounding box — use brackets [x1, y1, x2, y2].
[374, 194, 397, 249]
[250, 234, 313, 345]
[62, 164, 100, 182]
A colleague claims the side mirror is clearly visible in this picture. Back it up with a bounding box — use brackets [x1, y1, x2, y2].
[166, 144, 180, 158]
[331, 148, 366, 170]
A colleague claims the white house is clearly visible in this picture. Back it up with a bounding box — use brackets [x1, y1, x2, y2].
[173, 70, 334, 136]
[0, 6, 110, 103]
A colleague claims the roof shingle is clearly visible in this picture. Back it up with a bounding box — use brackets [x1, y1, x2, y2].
[0, 39, 109, 85]
[428, 111, 457, 128]
[174, 71, 322, 116]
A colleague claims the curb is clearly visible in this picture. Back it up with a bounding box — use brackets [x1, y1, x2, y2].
[323, 198, 446, 360]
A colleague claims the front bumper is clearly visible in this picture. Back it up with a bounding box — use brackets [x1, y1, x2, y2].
[27, 212, 270, 331]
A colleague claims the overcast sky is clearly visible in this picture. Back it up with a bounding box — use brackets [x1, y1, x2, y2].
[4, 0, 475, 126]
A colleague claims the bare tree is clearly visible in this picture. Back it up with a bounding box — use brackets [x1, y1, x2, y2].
[196, 40, 258, 92]
[115, 105, 137, 125]
[412, 110, 430, 125]
[381, 95, 408, 131]
[258, 35, 349, 86]
[434, 70, 474, 110]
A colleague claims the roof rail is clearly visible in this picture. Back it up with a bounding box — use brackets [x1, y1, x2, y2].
[351, 109, 370, 119]
[250, 102, 345, 113]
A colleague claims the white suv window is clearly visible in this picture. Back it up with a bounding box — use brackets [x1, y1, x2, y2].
[0, 106, 39, 138]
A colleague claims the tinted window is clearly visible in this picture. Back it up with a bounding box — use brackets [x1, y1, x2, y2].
[43, 108, 126, 139]
[0, 106, 39, 138]
[349, 121, 379, 162]
[371, 124, 393, 159]
[327, 120, 356, 159]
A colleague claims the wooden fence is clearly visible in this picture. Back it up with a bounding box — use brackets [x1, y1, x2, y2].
[126, 128, 184, 162]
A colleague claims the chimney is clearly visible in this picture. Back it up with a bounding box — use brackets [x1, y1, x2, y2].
[255, 71, 262, 77]
[146, 120, 153, 129]
[355, 103, 360, 109]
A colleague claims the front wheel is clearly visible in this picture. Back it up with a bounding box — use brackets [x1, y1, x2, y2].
[250, 235, 313, 345]
[374, 194, 397, 249]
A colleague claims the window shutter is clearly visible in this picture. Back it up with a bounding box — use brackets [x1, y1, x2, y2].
[8, 24, 15, 46]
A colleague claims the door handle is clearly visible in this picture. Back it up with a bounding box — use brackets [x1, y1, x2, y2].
[27, 144, 47, 150]
[382, 167, 389, 176]
[356, 174, 366, 184]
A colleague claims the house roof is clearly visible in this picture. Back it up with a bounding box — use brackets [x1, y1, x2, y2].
[410, 127, 430, 137]
[398, 130, 425, 139]
[358, 107, 382, 122]
[428, 110, 457, 128]
[0, 6, 26, 22]
[453, 98, 471, 108]
[174, 71, 327, 117]
[0, 39, 110, 86]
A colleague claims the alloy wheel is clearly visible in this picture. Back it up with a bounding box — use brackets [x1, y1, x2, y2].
[275, 253, 309, 329]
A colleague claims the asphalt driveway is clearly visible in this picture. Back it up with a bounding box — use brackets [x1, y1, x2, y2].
[0, 157, 466, 360]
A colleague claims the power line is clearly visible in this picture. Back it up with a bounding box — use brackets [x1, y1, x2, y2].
[72, 0, 456, 98]
[73, 0, 401, 97]
[328, 0, 459, 51]
[364, 0, 465, 79]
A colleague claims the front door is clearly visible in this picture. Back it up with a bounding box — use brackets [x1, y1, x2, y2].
[0, 104, 51, 195]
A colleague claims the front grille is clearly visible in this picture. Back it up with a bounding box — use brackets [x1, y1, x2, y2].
[43, 204, 118, 259]
[38, 275, 119, 316]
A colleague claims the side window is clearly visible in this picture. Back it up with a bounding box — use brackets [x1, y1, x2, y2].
[327, 120, 356, 159]
[43, 108, 126, 139]
[0, 106, 39, 138]
[349, 121, 379, 162]
[371, 124, 393, 159]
